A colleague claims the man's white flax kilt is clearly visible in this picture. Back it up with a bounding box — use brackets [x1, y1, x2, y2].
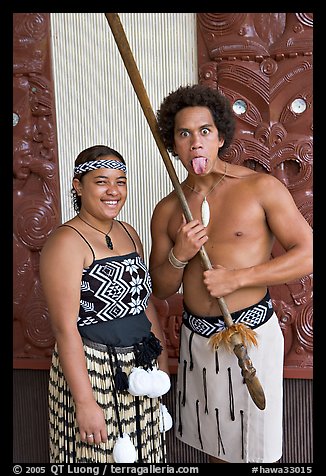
[176, 312, 284, 463]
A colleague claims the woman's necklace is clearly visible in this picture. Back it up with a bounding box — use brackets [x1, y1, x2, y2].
[77, 215, 114, 250]
[185, 161, 227, 227]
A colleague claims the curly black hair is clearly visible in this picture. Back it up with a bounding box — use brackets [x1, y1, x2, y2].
[71, 145, 126, 213]
[156, 84, 236, 157]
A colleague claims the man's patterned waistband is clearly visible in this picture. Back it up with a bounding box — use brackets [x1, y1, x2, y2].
[182, 291, 274, 338]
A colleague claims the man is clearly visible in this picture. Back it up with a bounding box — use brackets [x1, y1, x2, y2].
[149, 84, 312, 463]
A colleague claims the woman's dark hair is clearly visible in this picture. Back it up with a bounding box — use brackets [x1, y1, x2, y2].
[156, 84, 236, 157]
[71, 145, 126, 213]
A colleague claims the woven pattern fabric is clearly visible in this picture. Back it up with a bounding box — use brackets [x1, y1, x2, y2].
[49, 342, 166, 463]
[78, 252, 152, 325]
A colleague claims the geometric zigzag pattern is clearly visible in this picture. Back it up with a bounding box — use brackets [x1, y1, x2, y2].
[184, 298, 273, 337]
[74, 159, 127, 175]
[78, 252, 152, 326]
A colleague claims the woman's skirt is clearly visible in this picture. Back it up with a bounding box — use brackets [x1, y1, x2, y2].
[49, 339, 166, 463]
[176, 311, 284, 463]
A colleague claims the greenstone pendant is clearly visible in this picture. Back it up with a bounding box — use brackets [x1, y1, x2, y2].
[105, 234, 113, 250]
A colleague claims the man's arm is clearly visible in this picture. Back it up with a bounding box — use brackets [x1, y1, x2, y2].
[149, 198, 208, 299]
[149, 200, 184, 299]
[203, 174, 313, 298]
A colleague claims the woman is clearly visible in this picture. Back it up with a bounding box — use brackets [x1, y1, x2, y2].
[40, 145, 170, 463]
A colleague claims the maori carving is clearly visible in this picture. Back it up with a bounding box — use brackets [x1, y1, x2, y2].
[151, 295, 183, 374]
[13, 13, 60, 364]
[198, 13, 313, 376]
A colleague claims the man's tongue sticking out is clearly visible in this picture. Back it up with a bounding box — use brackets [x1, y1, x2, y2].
[191, 157, 207, 175]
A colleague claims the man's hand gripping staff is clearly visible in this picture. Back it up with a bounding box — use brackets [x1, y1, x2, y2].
[105, 12, 266, 410]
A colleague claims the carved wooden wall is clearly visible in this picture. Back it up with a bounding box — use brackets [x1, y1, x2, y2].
[197, 13, 313, 377]
[13, 13, 313, 378]
[13, 13, 60, 368]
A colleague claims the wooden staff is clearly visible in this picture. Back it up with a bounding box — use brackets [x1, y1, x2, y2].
[104, 12, 266, 410]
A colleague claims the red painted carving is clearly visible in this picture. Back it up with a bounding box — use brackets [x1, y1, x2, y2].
[151, 294, 183, 374]
[13, 13, 60, 367]
[197, 13, 313, 378]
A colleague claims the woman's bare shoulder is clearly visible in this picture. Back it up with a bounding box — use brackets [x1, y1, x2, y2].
[118, 220, 140, 241]
[41, 220, 84, 255]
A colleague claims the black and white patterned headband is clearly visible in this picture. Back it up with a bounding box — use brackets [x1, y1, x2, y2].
[74, 159, 127, 176]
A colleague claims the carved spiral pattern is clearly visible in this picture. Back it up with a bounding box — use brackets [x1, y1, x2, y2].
[295, 303, 313, 352]
[295, 13, 313, 28]
[273, 300, 295, 357]
[271, 154, 311, 192]
[255, 123, 286, 147]
[221, 140, 242, 163]
[24, 300, 55, 349]
[14, 13, 47, 43]
[15, 199, 57, 251]
[260, 58, 278, 76]
[198, 13, 246, 34]
[296, 140, 313, 164]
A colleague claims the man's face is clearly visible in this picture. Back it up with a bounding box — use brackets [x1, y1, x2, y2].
[173, 106, 224, 176]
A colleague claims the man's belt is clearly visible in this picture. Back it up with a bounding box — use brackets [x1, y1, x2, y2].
[182, 291, 274, 338]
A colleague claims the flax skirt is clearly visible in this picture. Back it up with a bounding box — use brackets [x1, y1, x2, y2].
[48, 342, 166, 463]
[175, 313, 284, 463]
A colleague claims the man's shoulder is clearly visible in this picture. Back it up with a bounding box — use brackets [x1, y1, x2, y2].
[152, 190, 181, 222]
[228, 162, 258, 179]
[230, 163, 280, 185]
[155, 189, 178, 207]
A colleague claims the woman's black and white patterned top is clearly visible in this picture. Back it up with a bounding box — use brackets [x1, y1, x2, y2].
[78, 251, 152, 327]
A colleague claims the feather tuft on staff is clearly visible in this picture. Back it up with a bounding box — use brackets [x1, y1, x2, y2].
[208, 323, 258, 352]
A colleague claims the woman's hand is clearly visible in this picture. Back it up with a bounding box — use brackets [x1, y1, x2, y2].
[76, 399, 108, 445]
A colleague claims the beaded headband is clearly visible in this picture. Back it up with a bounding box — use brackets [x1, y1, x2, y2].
[74, 159, 127, 176]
